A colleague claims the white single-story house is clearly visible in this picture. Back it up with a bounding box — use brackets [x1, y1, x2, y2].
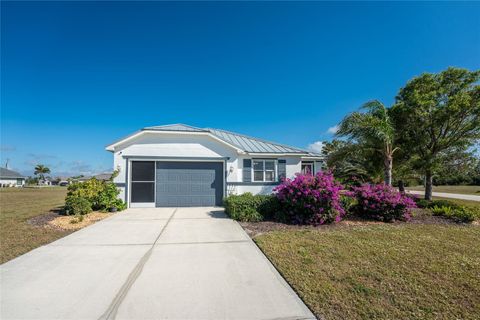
[106, 124, 323, 208]
[76, 173, 112, 183]
[0, 168, 25, 187]
[38, 179, 52, 186]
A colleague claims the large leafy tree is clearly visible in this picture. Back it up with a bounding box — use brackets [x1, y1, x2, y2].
[34, 164, 51, 181]
[336, 100, 397, 185]
[391, 67, 480, 200]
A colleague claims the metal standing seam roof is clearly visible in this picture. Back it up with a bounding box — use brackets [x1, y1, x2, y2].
[143, 124, 206, 132]
[140, 124, 320, 155]
[206, 128, 307, 154]
[0, 167, 25, 179]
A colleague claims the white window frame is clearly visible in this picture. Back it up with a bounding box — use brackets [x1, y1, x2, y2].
[301, 162, 314, 175]
[252, 159, 277, 182]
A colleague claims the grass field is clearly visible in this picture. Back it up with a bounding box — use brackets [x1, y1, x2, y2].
[407, 185, 480, 195]
[256, 224, 480, 320]
[0, 187, 69, 264]
[432, 196, 480, 207]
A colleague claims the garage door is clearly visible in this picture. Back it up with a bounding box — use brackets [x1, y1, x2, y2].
[155, 162, 223, 207]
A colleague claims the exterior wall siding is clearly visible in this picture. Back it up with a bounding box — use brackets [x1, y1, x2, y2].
[0, 178, 24, 187]
[229, 184, 277, 195]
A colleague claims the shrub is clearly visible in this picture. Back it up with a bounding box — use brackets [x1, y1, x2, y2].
[111, 198, 127, 211]
[273, 172, 346, 225]
[352, 184, 416, 222]
[426, 199, 461, 209]
[223, 193, 279, 222]
[65, 196, 92, 215]
[257, 195, 281, 219]
[66, 179, 105, 210]
[65, 178, 126, 213]
[340, 194, 357, 216]
[70, 215, 85, 224]
[97, 182, 124, 210]
[414, 198, 431, 209]
[431, 205, 479, 223]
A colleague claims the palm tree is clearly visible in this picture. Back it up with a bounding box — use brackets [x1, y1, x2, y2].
[34, 164, 51, 182]
[336, 100, 398, 185]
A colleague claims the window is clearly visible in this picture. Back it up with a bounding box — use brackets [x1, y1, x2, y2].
[301, 162, 314, 175]
[131, 161, 155, 203]
[16, 179, 22, 186]
[252, 159, 276, 182]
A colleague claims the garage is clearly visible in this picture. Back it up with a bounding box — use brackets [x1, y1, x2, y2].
[130, 161, 224, 207]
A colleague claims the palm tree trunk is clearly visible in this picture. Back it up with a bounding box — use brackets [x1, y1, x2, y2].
[398, 180, 405, 194]
[425, 170, 433, 200]
[384, 155, 393, 186]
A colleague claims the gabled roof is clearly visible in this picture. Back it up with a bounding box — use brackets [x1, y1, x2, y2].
[143, 124, 206, 132]
[0, 167, 25, 179]
[107, 123, 322, 156]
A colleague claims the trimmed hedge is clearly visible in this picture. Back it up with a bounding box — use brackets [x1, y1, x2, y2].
[223, 193, 279, 222]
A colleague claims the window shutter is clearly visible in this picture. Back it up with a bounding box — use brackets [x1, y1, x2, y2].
[278, 159, 286, 180]
[314, 161, 324, 174]
[243, 159, 252, 182]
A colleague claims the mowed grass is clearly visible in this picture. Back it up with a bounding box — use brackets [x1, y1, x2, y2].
[407, 185, 480, 195]
[0, 187, 69, 264]
[255, 224, 480, 320]
[432, 196, 480, 207]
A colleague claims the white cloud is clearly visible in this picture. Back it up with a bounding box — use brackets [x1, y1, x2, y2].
[327, 125, 339, 134]
[307, 141, 324, 153]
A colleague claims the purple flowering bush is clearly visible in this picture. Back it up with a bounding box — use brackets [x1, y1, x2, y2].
[273, 172, 346, 225]
[352, 184, 416, 222]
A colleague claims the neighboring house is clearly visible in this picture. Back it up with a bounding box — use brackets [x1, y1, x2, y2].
[75, 173, 112, 183]
[0, 168, 25, 187]
[38, 178, 52, 186]
[54, 177, 70, 186]
[77, 176, 91, 182]
[106, 124, 323, 208]
[93, 173, 113, 181]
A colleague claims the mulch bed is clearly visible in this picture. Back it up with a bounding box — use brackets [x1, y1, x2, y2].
[27, 210, 112, 231]
[27, 210, 64, 230]
[240, 209, 460, 238]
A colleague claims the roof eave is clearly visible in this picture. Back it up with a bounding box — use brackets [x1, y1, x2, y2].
[301, 155, 325, 160]
[105, 130, 246, 153]
[246, 152, 311, 157]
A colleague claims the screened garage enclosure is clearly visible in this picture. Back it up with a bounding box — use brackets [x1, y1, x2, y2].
[130, 161, 224, 207]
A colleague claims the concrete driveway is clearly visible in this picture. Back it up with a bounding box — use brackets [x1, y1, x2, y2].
[1, 207, 315, 320]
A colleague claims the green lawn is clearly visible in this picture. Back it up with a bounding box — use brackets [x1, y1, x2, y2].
[432, 196, 480, 207]
[407, 185, 480, 195]
[255, 224, 480, 320]
[0, 187, 70, 264]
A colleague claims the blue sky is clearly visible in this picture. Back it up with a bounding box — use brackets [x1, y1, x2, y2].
[1, 1, 479, 176]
